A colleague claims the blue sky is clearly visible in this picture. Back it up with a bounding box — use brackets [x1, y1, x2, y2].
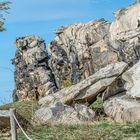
[0, 0, 134, 104]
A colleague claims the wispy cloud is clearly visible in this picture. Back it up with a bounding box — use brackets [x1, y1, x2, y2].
[7, 0, 92, 22]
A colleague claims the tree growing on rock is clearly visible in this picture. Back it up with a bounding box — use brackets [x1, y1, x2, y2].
[0, 1, 11, 32]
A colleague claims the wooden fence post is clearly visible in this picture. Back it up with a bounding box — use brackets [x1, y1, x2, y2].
[10, 108, 17, 140]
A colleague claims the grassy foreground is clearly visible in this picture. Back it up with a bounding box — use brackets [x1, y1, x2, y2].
[1, 100, 140, 139]
[0, 100, 39, 130]
[16, 121, 140, 140]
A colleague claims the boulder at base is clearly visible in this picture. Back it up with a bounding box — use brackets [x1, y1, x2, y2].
[32, 102, 95, 126]
[104, 94, 140, 123]
[123, 60, 140, 98]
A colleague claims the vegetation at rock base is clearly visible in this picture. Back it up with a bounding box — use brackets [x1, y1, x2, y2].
[90, 97, 103, 110]
[90, 97, 104, 117]
[0, 101, 39, 130]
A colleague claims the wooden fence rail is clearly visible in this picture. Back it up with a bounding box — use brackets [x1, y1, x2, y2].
[0, 108, 17, 140]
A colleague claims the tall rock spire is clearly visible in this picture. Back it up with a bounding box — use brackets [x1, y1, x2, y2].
[12, 35, 57, 101]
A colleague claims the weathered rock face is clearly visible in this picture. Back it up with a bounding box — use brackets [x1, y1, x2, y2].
[39, 62, 128, 107]
[12, 2, 140, 126]
[110, 3, 140, 39]
[12, 36, 57, 101]
[109, 3, 140, 66]
[32, 102, 95, 126]
[103, 60, 140, 123]
[104, 94, 140, 123]
[123, 61, 140, 98]
[48, 6, 140, 90]
[102, 4, 140, 122]
[48, 19, 119, 89]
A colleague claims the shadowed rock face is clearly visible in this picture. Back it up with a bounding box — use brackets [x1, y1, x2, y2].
[48, 19, 119, 89]
[12, 36, 57, 101]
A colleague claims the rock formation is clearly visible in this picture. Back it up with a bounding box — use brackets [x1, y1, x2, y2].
[11, 1, 140, 124]
[104, 94, 140, 123]
[103, 60, 140, 123]
[12, 36, 57, 101]
[32, 102, 95, 126]
[123, 60, 140, 98]
[12, 3, 140, 101]
[48, 19, 118, 89]
[109, 3, 140, 66]
[48, 4, 140, 90]
[38, 62, 127, 107]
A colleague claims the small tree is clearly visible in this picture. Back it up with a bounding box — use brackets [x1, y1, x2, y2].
[0, 1, 11, 32]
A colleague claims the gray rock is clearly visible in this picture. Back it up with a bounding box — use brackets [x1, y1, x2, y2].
[48, 19, 119, 89]
[39, 62, 128, 106]
[12, 35, 57, 101]
[123, 60, 140, 98]
[104, 94, 140, 123]
[32, 102, 95, 126]
[109, 3, 140, 66]
[110, 3, 140, 40]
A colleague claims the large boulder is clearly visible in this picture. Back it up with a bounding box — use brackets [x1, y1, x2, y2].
[32, 102, 95, 126]
[122, 60, 140, 98]
[39, 62, 128, 107]
[104, 94, 140, 123]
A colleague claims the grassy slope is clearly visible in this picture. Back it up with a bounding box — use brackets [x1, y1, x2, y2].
[18, 121, 140, 140]
[0, 101, 39, 130]
[1, 100, 140, 140]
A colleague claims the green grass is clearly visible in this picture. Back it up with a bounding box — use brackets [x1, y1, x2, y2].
[90, 97, 103, 110]
[17, 121, 140, 140]
[0, 100, 39, 130]
[1, 101, 140, 140]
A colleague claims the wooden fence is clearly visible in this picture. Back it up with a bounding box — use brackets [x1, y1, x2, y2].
[0, 108, 17, 140]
